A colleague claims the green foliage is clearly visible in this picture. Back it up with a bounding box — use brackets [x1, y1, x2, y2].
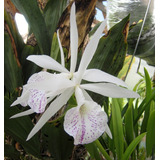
[146, 110, 155, 157]
[85, 142, 102, 160]
[4, 33, 22, 92]
[89, 14, 130, 76]
[111, 98, 124, 160]
[4, 97, 41, 158]
[41, 117, 74, 160]
[122, 133, 146, 160]
[44, 0, 67, 41]
[11, 0, 51, 54]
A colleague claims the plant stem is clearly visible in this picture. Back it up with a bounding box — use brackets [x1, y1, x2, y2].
[94, 139, 112, 160]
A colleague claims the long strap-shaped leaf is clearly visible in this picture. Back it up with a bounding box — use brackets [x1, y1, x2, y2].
[11, 0, 51, 54]
[121, 133, 146, 160]
[112, 98, 124, 160]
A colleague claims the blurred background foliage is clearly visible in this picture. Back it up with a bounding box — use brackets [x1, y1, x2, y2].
[4, 0, 155, 159]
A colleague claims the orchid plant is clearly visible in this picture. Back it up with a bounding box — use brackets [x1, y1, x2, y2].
[11, 3, 139, 145]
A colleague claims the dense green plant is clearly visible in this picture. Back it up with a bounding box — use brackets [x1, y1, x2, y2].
[4, 1, 155, 159]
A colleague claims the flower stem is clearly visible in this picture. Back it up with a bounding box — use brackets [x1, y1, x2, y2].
[94, 139, 112, 160]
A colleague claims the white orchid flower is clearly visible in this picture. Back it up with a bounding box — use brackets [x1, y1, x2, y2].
[11, 2, 139, 144]
[64, 86, 112, 145]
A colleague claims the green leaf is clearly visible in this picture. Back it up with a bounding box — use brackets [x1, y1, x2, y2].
[11, 0, 51, 54]
[118, 55, 135, 80]
[20, 45, 41, 83]
[4, 33, 22, 92]
[85, 142, 101, 160]
[141, 68, 153, 133]
[146, 110, 155, 157]
[125, 102, 134, 145]
[4, 9, 24, 56]
[144, 68, 152, 100]
[4, 97, 41, 158]
[44, 0, 67, 41]
[112, 98, 124, 160]
[41, 117, 74, 160]
[50, 32, 61, 61]
[94, 140, 112, 160]
[89, 14, 130, 76]
[134, 89, 155, 125]
[122, 133, 146, 160]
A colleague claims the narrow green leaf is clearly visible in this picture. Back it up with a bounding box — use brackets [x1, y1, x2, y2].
[44, 0, 67, 41]
[4, 33, 22, 92]
[125, 102, 134, 145]
[141, 68, 153, 133]
[11, 0, 51, 54]
[4, 97, 41, 158]
[122, 133, 146, 160]
[112, 98, 124, 160]
[146, 110, 155, 157]
[121, 103, 128, 118]
[85, 142, 101, 160]
[134, 99, 139, 138]
[108, 117, 116, 157]
[144, 68, 152, 100]
[94, 140, 112, 160]
[134, 89, 155, 125]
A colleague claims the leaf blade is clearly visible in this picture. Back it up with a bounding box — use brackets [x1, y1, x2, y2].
[112, 98, 124, 160]
[11, 0, 51, 54]
[122, 133, 146, 160]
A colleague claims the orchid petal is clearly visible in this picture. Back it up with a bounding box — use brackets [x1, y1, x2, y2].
[81, 83, 140, 98]
[24, 74, 75, 93]
[28, 89, 47, 113]
[27, 71, 53, 84]
[27, 55, 69, 73]
[57, 30, 65, 67]
[81, 88, 93, 101]
[11, 91, 29, 107]
[70, 2, 78, 73]
[105, 124, 112, 139]
[26, 87, 74, 141]
[83, 69, 127, 87]
[10, 109, 34, 119]
[64, 100, 109, 145]
[77, 20, 106, 79]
